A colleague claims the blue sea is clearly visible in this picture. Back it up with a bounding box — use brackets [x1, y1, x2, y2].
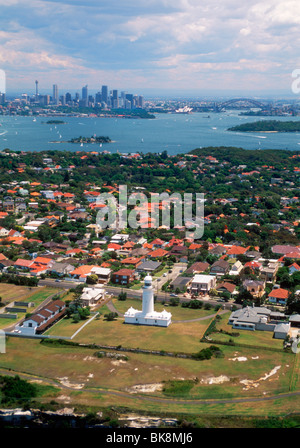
[1, 112, 300, 154]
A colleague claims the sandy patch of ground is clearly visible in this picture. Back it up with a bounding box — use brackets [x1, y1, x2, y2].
[56, 377, 85, 389]
[125, 383, 164, 394]
[200, 375, 230, 385]
[229, 356, 248, 362]
[111, 359, 127, 366]
[56, 395, 71, 403]
[240, 366, 281, 390]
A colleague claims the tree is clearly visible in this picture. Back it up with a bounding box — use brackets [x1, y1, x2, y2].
[86, 274, 98, 285]
[104, 312, 118, 321]
[118, 292, 127, 301]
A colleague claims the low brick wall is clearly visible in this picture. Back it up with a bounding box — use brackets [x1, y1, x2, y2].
[5, 307, 27, 313]
[0, 313, 18, 319]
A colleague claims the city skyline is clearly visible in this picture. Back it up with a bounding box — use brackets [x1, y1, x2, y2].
[0, 1, 300, 96]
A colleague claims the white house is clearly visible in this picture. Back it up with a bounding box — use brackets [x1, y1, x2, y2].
[229, 260, 243, 276]
[190, 274, 217, 295]
[124, 275, 172, 327]
[80, 287, 104, 307]
[15, 300, 66, 335]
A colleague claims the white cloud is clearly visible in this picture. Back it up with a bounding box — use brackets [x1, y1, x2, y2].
[0, 0, 299, 92]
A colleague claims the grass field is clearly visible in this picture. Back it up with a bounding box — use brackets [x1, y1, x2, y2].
[46, 302, 217, 353]
[0, 284, 36, 304]
[0, 337, 298, 417]
[1, 294, 299, 419]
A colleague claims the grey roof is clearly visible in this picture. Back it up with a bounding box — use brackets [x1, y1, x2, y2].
[230, 306, 271, 325]
[274, 323, 290, 333]
[137, 260, 161, 271]
[170, 277, 191, 287]
[289, 314, 300, 322]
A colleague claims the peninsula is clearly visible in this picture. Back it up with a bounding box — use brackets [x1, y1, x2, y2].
[228, 120, 300, 133]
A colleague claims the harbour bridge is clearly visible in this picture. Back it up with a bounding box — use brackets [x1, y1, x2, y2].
[214, 98, 271, 112]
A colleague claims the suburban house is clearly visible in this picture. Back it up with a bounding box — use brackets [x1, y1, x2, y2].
[111, 268, 136, 285]
[210, 259, 230, 276]
[47, 262, 74, 277]
[90, 266, 111, 284]
[209, 245, 227, 256]
[216, 281, 236, 297]
[228, 306, 291, 339]
[147, 248, 169, 259]
[170, 276, 191, 292]
[242, 279, 265, 299]
[80, 287, 104, 307]
[189, 274, 217, 296]
[16, 300, 66, 335]
[229, 260, 243, 276]
[14, 258, 33, 270]
[259, 262, 279, 282]
[185, 262, 210, 275]
[136, 260, 162, 273]
[289, 263, 300, 275]
[268, 288, 290, 305]
[271, 245, 300, 256]
[70, 265, 95, 282]
[226, 245, 250, 258]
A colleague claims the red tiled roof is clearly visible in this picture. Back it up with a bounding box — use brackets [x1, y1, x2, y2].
[268, 288, 289, 299]
[15, 258, 33, 267]
[226, 245, 250, 255]
[148, 248, 169, 258]
[113, 269, 134, 276]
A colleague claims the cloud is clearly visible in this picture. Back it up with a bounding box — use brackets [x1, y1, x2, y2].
[0, 0, 299, 93]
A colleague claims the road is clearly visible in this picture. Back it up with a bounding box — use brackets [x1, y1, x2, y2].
[38, 274, 239, 311]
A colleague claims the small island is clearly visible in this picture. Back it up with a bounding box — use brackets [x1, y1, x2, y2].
[69, 136, 111, 144]
[49, 135, 112, 144]
[44, 120, 66, 124]
[228, 120, 300, 133]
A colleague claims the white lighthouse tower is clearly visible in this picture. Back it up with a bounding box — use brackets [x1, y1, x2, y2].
[124, 275, 172, 327]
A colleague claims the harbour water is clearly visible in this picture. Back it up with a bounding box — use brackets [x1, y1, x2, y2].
[0, 112, 300, 154]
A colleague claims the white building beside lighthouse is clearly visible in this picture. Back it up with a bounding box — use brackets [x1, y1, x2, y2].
[124, 275, 172, 327]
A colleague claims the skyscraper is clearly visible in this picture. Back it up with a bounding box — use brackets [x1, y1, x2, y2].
[52, 84, 58, 105]
[101, 85, 108, 104]
[112, 89, 119, 108]
[81, 85, 88, 107]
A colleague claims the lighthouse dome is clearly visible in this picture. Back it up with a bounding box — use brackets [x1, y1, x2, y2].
[144, 275, 152, 287]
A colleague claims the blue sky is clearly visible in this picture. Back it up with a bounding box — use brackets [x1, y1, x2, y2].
[1, 0, 300, 96]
